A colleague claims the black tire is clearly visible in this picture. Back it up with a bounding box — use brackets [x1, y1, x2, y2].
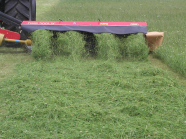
[29, 0, 36, 21]
[4, 0, 36, 31]
[2, 0, 36, 47]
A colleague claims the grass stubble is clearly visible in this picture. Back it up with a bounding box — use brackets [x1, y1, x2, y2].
[0, 0, 186, 138]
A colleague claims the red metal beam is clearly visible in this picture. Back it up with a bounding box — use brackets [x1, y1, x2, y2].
[22, 21, 147, 26]
[0, 28, 20, 40]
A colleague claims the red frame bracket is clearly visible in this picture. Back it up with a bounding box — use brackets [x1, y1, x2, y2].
[0, 28, 20, 40]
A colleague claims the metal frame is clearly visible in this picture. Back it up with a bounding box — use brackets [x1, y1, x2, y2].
[0, 11, 22, 27]
[0, 0, 5, 12]
[29, 0, 36, 21]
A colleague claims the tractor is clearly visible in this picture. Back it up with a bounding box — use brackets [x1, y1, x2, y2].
[0, 0, 35, 50]
[0, 0, 163, 52]
[0, 0, 36, 31]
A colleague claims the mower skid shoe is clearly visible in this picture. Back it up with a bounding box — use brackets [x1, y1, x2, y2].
[25, 45, 32, 53]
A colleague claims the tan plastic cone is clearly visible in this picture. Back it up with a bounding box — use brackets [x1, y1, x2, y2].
[145, 32, 164, 51]
[0, 34, 5, 45]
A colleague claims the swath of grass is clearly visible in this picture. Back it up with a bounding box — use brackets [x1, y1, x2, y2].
[95, 33, 121, 60]
[31, 30, 149, 61]
[124, 34, 149, 61]
[53, 31, 86, 60]
[32, 30, 149, 60]
[0, 59, 185, 138]
[31, 29, 53, 60]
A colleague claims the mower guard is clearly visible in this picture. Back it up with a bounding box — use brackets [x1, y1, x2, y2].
[21, 21, 147, 35]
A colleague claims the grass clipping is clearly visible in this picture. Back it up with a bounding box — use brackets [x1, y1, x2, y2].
[31, 30, 148, 61]
[31, 29, 53, 60]
[95, 33, 148, 61]
[95, 33, 122, 60]
[53, 31, 86, 60]
[123, 33, 149, 61]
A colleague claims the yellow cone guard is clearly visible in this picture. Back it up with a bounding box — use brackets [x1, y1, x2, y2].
[0, 34, 5, 45]
[145, 32, 164, 51]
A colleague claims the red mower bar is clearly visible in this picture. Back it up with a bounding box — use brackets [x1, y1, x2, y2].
[21, 21, 147, 35]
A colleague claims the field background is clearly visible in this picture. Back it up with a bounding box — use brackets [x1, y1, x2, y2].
[38, 0, 186, 76]
[0, 0, 186, 138]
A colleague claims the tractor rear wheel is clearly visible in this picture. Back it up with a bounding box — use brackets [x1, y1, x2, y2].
[3, 0, 36, 31]
[2, 0, 36, 47]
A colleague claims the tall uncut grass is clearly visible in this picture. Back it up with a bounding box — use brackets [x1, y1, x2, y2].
[36, 0, 186, 75]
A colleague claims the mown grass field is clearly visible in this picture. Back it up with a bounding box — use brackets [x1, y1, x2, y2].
[0, 0, 186, 138]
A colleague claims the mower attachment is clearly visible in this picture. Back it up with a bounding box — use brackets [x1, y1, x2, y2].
[0, 10, 148, 52]
[21, 21, 147, 35]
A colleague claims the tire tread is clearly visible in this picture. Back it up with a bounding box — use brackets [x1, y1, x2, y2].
[4, 0, 29, 30]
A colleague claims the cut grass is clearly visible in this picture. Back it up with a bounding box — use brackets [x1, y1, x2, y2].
[0, 0, 186, 138]
[31, 31, 149, 61]
[31, 29, 53, 60]
[54, 31, 86, 60]
[0, 59, 185, 138]
[95, 33, 121, 60]
[0, 47, 33, 81]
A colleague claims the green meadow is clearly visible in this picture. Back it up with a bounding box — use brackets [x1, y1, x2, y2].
[0, 0, 186, 138]
[36, 0, 186, 76]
